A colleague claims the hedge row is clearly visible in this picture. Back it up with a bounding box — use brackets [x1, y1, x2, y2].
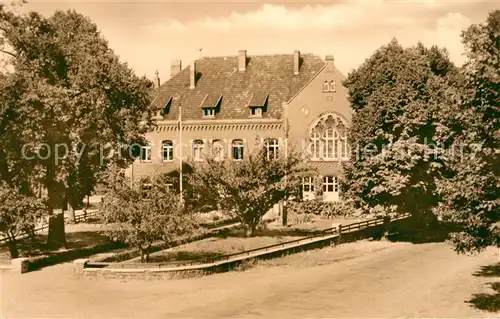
[287, 200, 363, 219]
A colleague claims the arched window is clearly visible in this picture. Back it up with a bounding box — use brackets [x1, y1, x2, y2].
[265, 138, 279, 160]
[322, 81, 329, 92]
[162, 140, 173, 161]
[141, 141, 152, 162]
[308, 114, 349, 161]
[192, 140, 204, 161]
[330, 81, 336, 92]
[322, 128, 339, 160]
[212, 140, 224, 161]
[340, 132, 349, 159]
[232, 139, 244, 160]
[309, 131, 321, 159]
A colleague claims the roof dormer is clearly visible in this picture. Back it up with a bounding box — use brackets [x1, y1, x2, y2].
[248, 92, 269, 118]
[200, 93, 222, 118]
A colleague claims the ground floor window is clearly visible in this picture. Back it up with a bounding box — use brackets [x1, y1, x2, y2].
[141, 142, 152, 162]
[302, 177, 315, 201]
[322, 175, 340, 202]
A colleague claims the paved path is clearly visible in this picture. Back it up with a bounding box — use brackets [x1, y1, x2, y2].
[1, 242, 498, 318]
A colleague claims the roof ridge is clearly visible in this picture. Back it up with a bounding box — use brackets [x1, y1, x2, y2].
[197, 52, 320, 60]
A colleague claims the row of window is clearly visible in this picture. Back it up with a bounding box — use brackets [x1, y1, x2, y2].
[322, 81, 336, 93]
[202, 107, 264, 118]
[139, 134, 349, 163]
[302, 176, 339, 193]
[140, 138, 279, 162]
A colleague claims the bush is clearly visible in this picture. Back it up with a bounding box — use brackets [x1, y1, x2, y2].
[287, 200, 363, 219]
[288, 212, 314, 224]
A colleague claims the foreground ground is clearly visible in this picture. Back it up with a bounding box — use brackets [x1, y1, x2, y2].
[1, 241, 498, 318]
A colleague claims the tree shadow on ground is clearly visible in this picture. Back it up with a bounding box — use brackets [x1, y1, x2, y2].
[0, 231, 110, 261]
[466, 262, 500, 313]
[386, 222, 461, 244]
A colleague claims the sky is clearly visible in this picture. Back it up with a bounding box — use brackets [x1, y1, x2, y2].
[10, 0, 500, 82]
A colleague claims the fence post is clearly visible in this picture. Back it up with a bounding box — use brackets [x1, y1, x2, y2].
[383, 215, 391, 238]
[335, 224, 343, 245]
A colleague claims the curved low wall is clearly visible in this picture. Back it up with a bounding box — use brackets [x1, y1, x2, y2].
[75, 214, 411, 280]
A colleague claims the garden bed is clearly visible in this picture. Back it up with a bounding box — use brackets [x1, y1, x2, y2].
[124, 234, 303, 264]
[118, 216, 368, 264]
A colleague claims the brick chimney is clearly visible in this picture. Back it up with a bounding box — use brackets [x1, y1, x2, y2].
[325, 55, 335, 73]
[170, 60, 182, 78]
[189, 61, 195, 89]
[155, 70, 160, 87]
[293, 50, 300, 75]
[238, 50, 247, 71]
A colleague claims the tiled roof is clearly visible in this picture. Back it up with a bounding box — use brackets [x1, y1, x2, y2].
[152, 53, 325, 121]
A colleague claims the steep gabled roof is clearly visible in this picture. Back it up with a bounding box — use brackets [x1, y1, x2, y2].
[152, 53, 325, 121]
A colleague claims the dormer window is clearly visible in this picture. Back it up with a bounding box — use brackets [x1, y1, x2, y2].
[248, 92, 268, 117]
[250, 107, 262, 117]
[203, 108, 215, 117]
[160, 96, 173, 117]
[200, 93, 222, 118]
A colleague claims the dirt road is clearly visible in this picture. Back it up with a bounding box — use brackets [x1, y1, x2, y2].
[1, 241, 498, 318]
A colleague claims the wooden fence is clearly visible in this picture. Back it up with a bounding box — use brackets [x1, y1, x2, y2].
[0, 209, 101, 244]
[84, 213, 411, 272]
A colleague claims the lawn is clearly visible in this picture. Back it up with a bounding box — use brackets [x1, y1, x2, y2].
[124, 233, 302, 263]
[109, 214, 368, 265]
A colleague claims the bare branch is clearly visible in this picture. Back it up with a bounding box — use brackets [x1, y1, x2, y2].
[0, 48, 16, 57]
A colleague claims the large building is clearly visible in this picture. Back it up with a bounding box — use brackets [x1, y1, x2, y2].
[127, 50, 352, 202]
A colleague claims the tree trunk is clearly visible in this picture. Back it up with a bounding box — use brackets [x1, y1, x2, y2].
[140, 248, 145, 263]
[382, 216, 391, 239]
[139, 245, 151, 263]
[83, 195, 90, 219]
[281, 201, 288, 227]
[47, 213, 66, 248]
[67, 199, 76, 224]
[249, 224, 257, 237]
[6, 234, 19, 259]
[46, 186, 66, 249]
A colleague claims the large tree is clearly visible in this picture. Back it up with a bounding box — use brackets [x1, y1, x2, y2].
[437, 10, 500, 253]
[341, 39, 459, 223]
[0, 6, 153, 247]
[188, 144, 312, 236]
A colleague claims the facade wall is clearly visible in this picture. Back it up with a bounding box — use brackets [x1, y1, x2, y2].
[126, 121, 285, 180]
[284, 63, 352, 201]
